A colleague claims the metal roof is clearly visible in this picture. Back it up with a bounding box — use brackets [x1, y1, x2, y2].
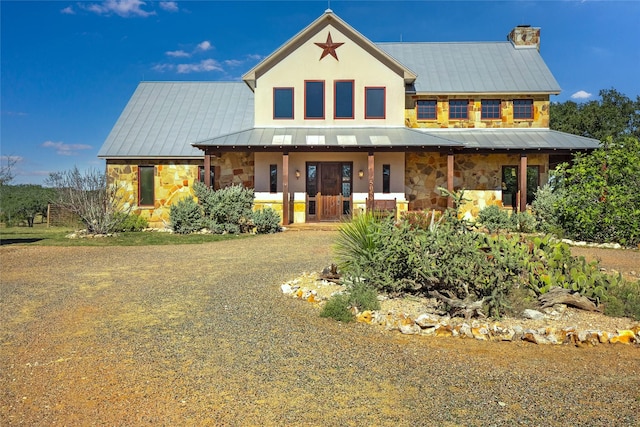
[192, 127, 462, 149]
[419, 129, 599, 150]
[377, 42, 561, 94]
[98, 82, 254, 158]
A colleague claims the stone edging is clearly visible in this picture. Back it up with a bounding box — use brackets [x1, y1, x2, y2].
[281, 277, 640, 347]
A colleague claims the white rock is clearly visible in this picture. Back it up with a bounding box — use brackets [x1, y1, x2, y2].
[399, 323, 421, 335]
[522, 309, 545, 320]
[415, 313, 440, 328]
[280, 284, 293, 294]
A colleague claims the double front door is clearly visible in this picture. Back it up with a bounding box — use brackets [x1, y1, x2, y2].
[306, 162, 352, 221]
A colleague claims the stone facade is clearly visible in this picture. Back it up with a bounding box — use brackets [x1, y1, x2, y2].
[107, 152, 255, 228]
[405, 95, 550, 129]
[405, 152, 548, 215]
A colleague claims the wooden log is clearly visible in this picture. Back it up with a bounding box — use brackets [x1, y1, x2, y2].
[538, 287, 601, 312]
[428, 290, 485, 319]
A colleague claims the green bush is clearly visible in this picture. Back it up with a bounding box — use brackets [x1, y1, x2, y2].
[477, 205, 510, 233]
[531, 183, 563, 234]
[114, 212, 148, 232]
[602, 279, 640, 320]
[194, 182, 254, 234]
[320, 293, 354, 322]
[509, 211, 537, 233]
[253, 207, 281, 234]
[346, 279, 381, 311]
[401, 210, 442, 231]
[169, 196, 203, 234]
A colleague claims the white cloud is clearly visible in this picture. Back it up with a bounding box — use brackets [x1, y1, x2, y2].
[176, 59, 222, 74]
[197, 41, 212, 52]
[224, 59, 243, 67]
[159, 2, 178, 12]
[571, 90, 592, 100]
[152, 63, 175, 72]
[166, 50, 190, 58]
[61, 6, 75, 15]
[81, 0, 155, 18]
[42, 141, 93, 156]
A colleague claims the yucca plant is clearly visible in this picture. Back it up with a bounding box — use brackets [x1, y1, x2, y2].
[333, 212, 382, 272]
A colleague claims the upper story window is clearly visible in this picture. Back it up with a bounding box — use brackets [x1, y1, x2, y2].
[334, 80, 354, 119]
[305, 81, 325, 119]
[416, 100, 437, 120]
[273, 87, 294, 119]
[481, 99, 501, 120]
[365, 87, 385, 119]
[138, 165, 154, 207]
[449, 99, 469, 120]
[513, 99, 533, 119]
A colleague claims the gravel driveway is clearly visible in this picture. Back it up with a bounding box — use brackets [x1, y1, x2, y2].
[1, 230, 638, 426]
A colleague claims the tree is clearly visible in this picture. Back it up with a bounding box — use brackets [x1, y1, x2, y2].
[0, 156, 18, 186]
[550, 88, 640, 141]
[554, 135, 640, 246]
[46, 167, 132, 234]
[0, 185, 55, 226]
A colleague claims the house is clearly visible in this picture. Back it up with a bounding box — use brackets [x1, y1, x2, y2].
[98, 10, 599, 228]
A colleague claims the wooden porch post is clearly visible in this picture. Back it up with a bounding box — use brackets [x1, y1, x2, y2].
[282, 152, 290, 225]
[204, 153, 211, 188]
[447, 150, 455, 209]
[519, 152, 528, 213]
[367, 151, 374, 212]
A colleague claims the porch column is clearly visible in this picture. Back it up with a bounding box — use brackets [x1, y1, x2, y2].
[204, 153, 212, 188]
[447, 150, 455, 209]
[282, 152, 290, 225]
[367, 151, 374, 212]
[519, 152, 528, 213]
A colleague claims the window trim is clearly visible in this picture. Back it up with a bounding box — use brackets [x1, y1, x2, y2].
[481, 99, 501, 120]
[449, 99, 469, 120]
[138, 165, 155, 207]
[273, 87, 294, 120]
[304, 80, 325, 120]
[513, 99, 534, 120]
[416, 99, 437, 120]
[365, 86, 386, 119]
[334, 80, 354, 120]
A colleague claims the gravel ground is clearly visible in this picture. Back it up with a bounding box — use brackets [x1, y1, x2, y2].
[1, 230, 639, 426]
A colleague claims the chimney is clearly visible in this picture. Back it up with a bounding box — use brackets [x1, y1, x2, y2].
[508, 25, 540, 51]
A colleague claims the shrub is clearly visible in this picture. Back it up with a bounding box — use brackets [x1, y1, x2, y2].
[253, 207, 281, 234]
[114, 212, 148, 232]
[346, 278, 381, 311]
[531, 183, 562, 234]
[509, 211, 537, 233]
[169, 196, 203, 234]
[401, 210, 442, 231]
[194, 182, 254, 234]
[320, 293, 354, 322]
[476, 205, 510, 233]
[602, 279, 640, 320]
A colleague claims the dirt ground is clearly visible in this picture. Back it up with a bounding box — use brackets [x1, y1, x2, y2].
[1, 232, 638, 426]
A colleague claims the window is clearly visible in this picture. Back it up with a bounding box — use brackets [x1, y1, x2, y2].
[334, 80, 354, 119]
[365, 87, 385, 119]
[513, 99, 533, 119]
[274, 87, 294, 119]
[481, 99, 501, 120]
[138, 166, 154, 207]
[449, 100, 468, 119]
[416, 100, 437, 120]
[382, 164, 391, 193]
[501, 165, 540, 207]
[269, 164, 277, 193]
[198, 166, 215, 188]
[305, 81, 324, 119]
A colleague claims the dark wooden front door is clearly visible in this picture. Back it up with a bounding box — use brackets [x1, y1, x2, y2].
[306, 162, 352, 221]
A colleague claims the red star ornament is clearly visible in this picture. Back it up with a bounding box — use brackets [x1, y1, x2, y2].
[314, 32, 345, 61]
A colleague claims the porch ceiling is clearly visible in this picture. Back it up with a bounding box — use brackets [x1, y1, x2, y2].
[192, 127, 462, 150]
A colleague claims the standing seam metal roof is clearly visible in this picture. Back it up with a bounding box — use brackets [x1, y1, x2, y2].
[377, 42, 561, 94]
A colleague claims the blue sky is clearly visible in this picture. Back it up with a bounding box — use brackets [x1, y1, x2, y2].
[1, 0, 639, 185]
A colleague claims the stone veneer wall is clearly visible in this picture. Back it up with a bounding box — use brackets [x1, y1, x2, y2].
[106, 152, 254, 228]
[405, 152, 548, 217]
[405, 95, 549, 129]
